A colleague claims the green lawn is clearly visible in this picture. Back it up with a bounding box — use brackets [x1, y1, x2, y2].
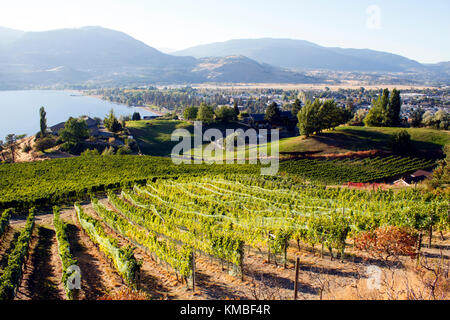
[277, 126, 449, 157]
[126, 120, 193, 156]
[127, 120, 251, 157]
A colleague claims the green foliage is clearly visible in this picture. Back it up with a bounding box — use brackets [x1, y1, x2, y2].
[75, 203, 140, 287]
[34, 136, 57, 152]
[131, 112, 141, 121]
[0, 208, 13, 238]
[364, 88, 402, 127]
[422, 110, 449, 130]
[53, 207, 79, 300]
[215, 106, 236, 123]
[0, 208, 35, 300]
[104, 109, 123, 133]
[102, 146, 115, 156]
[59, 117, 89, 145]
[196, 103, 215, 124]
[81, 149, 100, 157]
[427, 144, 450, 192]
[116, 146, 132, 155]
[39, 106, 47, 138]
[297, 99, 320, 137]
[389, 130, 414, 154]
[264, 102, 281, 123]
[410, 107, 425, 127]
[291, 99, 302, 117]
[183, 106, 198, 120]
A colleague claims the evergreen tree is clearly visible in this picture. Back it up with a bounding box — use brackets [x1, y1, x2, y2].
[388, 89, 402, 126]
[39, 106, 47, 138]
[233, 101, 240, 118]
[265, 102, 281, 123]
[291, 99, 302, 117]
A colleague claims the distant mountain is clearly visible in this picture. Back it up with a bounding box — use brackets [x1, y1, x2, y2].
[192, 55, 314, 83]
[174, 38, 424, 72]
[0, 26, 24, 46]
[0, 27, 314, 88]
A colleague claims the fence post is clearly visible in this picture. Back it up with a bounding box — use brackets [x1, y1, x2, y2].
[192, 251, 196, 293]
[294, 257, 300, 300]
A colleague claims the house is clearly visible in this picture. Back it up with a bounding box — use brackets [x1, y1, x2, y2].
[49, 116, 104, 137]
[394, 172, 431, 186]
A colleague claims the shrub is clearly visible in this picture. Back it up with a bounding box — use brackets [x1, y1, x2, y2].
[22, 144, 32, 153]
[34, 137, 57, 152]
[116, 146, 132, 155]
[390, 130, 414, 154]
[354, 226, 418, 261]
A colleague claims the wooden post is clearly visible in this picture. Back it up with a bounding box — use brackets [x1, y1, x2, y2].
[294, 257, 300, 300]
[284, 243, 288, 269]
[428, 225, 433, 249]
[192, 251, 196, 293]
[267, 233, 271, 264]
[416, 232, 423, 267]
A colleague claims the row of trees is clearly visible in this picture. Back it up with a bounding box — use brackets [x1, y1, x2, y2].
[364, 89, 402, 127]
[297, 99, 352, 137]
[183, 103, 239, 124]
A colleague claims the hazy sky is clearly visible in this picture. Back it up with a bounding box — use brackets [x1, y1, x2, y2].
[1, 0, 449, 63]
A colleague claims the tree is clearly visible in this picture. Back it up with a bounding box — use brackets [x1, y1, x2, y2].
[427, 144, 449, 191]
[389, 89, 402, 126]
[104, 109, 123, 133]
[2, 134, 25, 163]
[364, 89, 402, 127]
[39, 106, 47, 138]
[59, 117, 89, 145]
[390, 130, 414, 154]
[233, 101, 240, 118]
[297, 100, 321, 137]
[291, 99, 302, 117]
[265, 102, 281, 124]
[364, 89, 390, 127]
[132, 112, 141, 121]
[183, 106, 199, 120]
[34, 136, 56, 152]
[410, 107, 425, 127]
[215, 106, 236, 123]
[196, 103, 215, 124]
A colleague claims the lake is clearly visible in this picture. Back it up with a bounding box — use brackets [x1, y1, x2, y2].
[0, 90, 157, 139]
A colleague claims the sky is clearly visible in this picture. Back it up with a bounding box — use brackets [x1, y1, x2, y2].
[0, 0, 449, 63]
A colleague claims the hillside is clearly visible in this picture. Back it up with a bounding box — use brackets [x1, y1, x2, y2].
[174, 38, 424, 72]
[0, 27, 314, 88]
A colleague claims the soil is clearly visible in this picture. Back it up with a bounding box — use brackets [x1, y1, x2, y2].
[3, 208, 449, 300]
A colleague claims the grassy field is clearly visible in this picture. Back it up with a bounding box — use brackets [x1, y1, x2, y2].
[126, 120, 193, 156]
[278, 126, 449, 157]
[126, 120, 251, 157]
[186, 126, 449, 161]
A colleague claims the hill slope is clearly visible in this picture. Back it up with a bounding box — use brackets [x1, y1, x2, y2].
[174, 38, 424, 72]
[0, 27, 314, 88]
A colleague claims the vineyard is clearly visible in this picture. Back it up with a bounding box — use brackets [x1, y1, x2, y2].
[0, 155, 436, 209]
[0, 175, 448, 300]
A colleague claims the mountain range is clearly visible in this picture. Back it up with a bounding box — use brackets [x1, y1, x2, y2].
[0, 26, 448, 89]
[174, 38, 429, 72]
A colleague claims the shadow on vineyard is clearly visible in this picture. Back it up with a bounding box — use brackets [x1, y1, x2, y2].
[21, 226, 61, 300]
[0, 231, 19, 273]
[194, 272, 247, 300]
[65, 223, 108, 300]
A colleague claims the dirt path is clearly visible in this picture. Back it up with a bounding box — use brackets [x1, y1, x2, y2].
[84, 204, 190, 299]
[66, 208, 127, 300]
